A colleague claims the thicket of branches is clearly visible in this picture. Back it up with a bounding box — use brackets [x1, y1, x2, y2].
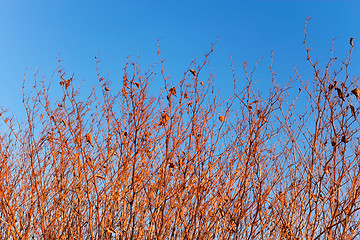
[1, 20, 360, 239]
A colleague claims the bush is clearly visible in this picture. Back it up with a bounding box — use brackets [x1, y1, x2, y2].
[0, 20, 360, 239]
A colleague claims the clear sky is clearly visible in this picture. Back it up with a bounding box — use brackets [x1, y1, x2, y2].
[1, 1, 359, 117]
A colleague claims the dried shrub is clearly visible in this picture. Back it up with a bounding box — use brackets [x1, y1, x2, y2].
[0, 21, 360, 239]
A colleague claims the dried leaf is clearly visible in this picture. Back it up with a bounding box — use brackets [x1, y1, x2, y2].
[190, 69, 197, 76]
[350, 37, 354, 47]
[351, 88, 360, 99]
[86, 133, 94, 147]
[169, 87, 177, 96]
[350, 104, 356, 118]
[161, 113, 170, 125]
[219, 116, 225, 122]
[336, 88, 345, 101]
[169, 162, 176, 168]
[106, 227, 117, 234]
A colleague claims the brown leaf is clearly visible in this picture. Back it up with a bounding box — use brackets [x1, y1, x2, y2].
[350, 104, 356, 118]
[184, 93, 189, 99]
[190, 69, 197, 76]
[219, 116, 225, 122]
[86, 133, 94, 147]
[161, 113, 170, 125]
[328, 83, 334, 91]
[106, 227, 117, 234]
[351, 88, 360, 99]
[350, 37, 354, 47]
[169, 87, 177, 96]
[61, 119, 67, 127]
[336, 88, 345, 101]
[104, 87, 110, 91]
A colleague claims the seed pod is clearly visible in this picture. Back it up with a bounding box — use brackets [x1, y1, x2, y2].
[104, 87, 110, 91]
[190, 69, 197, 76]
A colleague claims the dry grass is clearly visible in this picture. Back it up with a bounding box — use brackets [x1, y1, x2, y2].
[1, 21, 360, 239]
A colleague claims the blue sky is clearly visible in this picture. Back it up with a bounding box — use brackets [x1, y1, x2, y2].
[1, 1, 359, 117]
